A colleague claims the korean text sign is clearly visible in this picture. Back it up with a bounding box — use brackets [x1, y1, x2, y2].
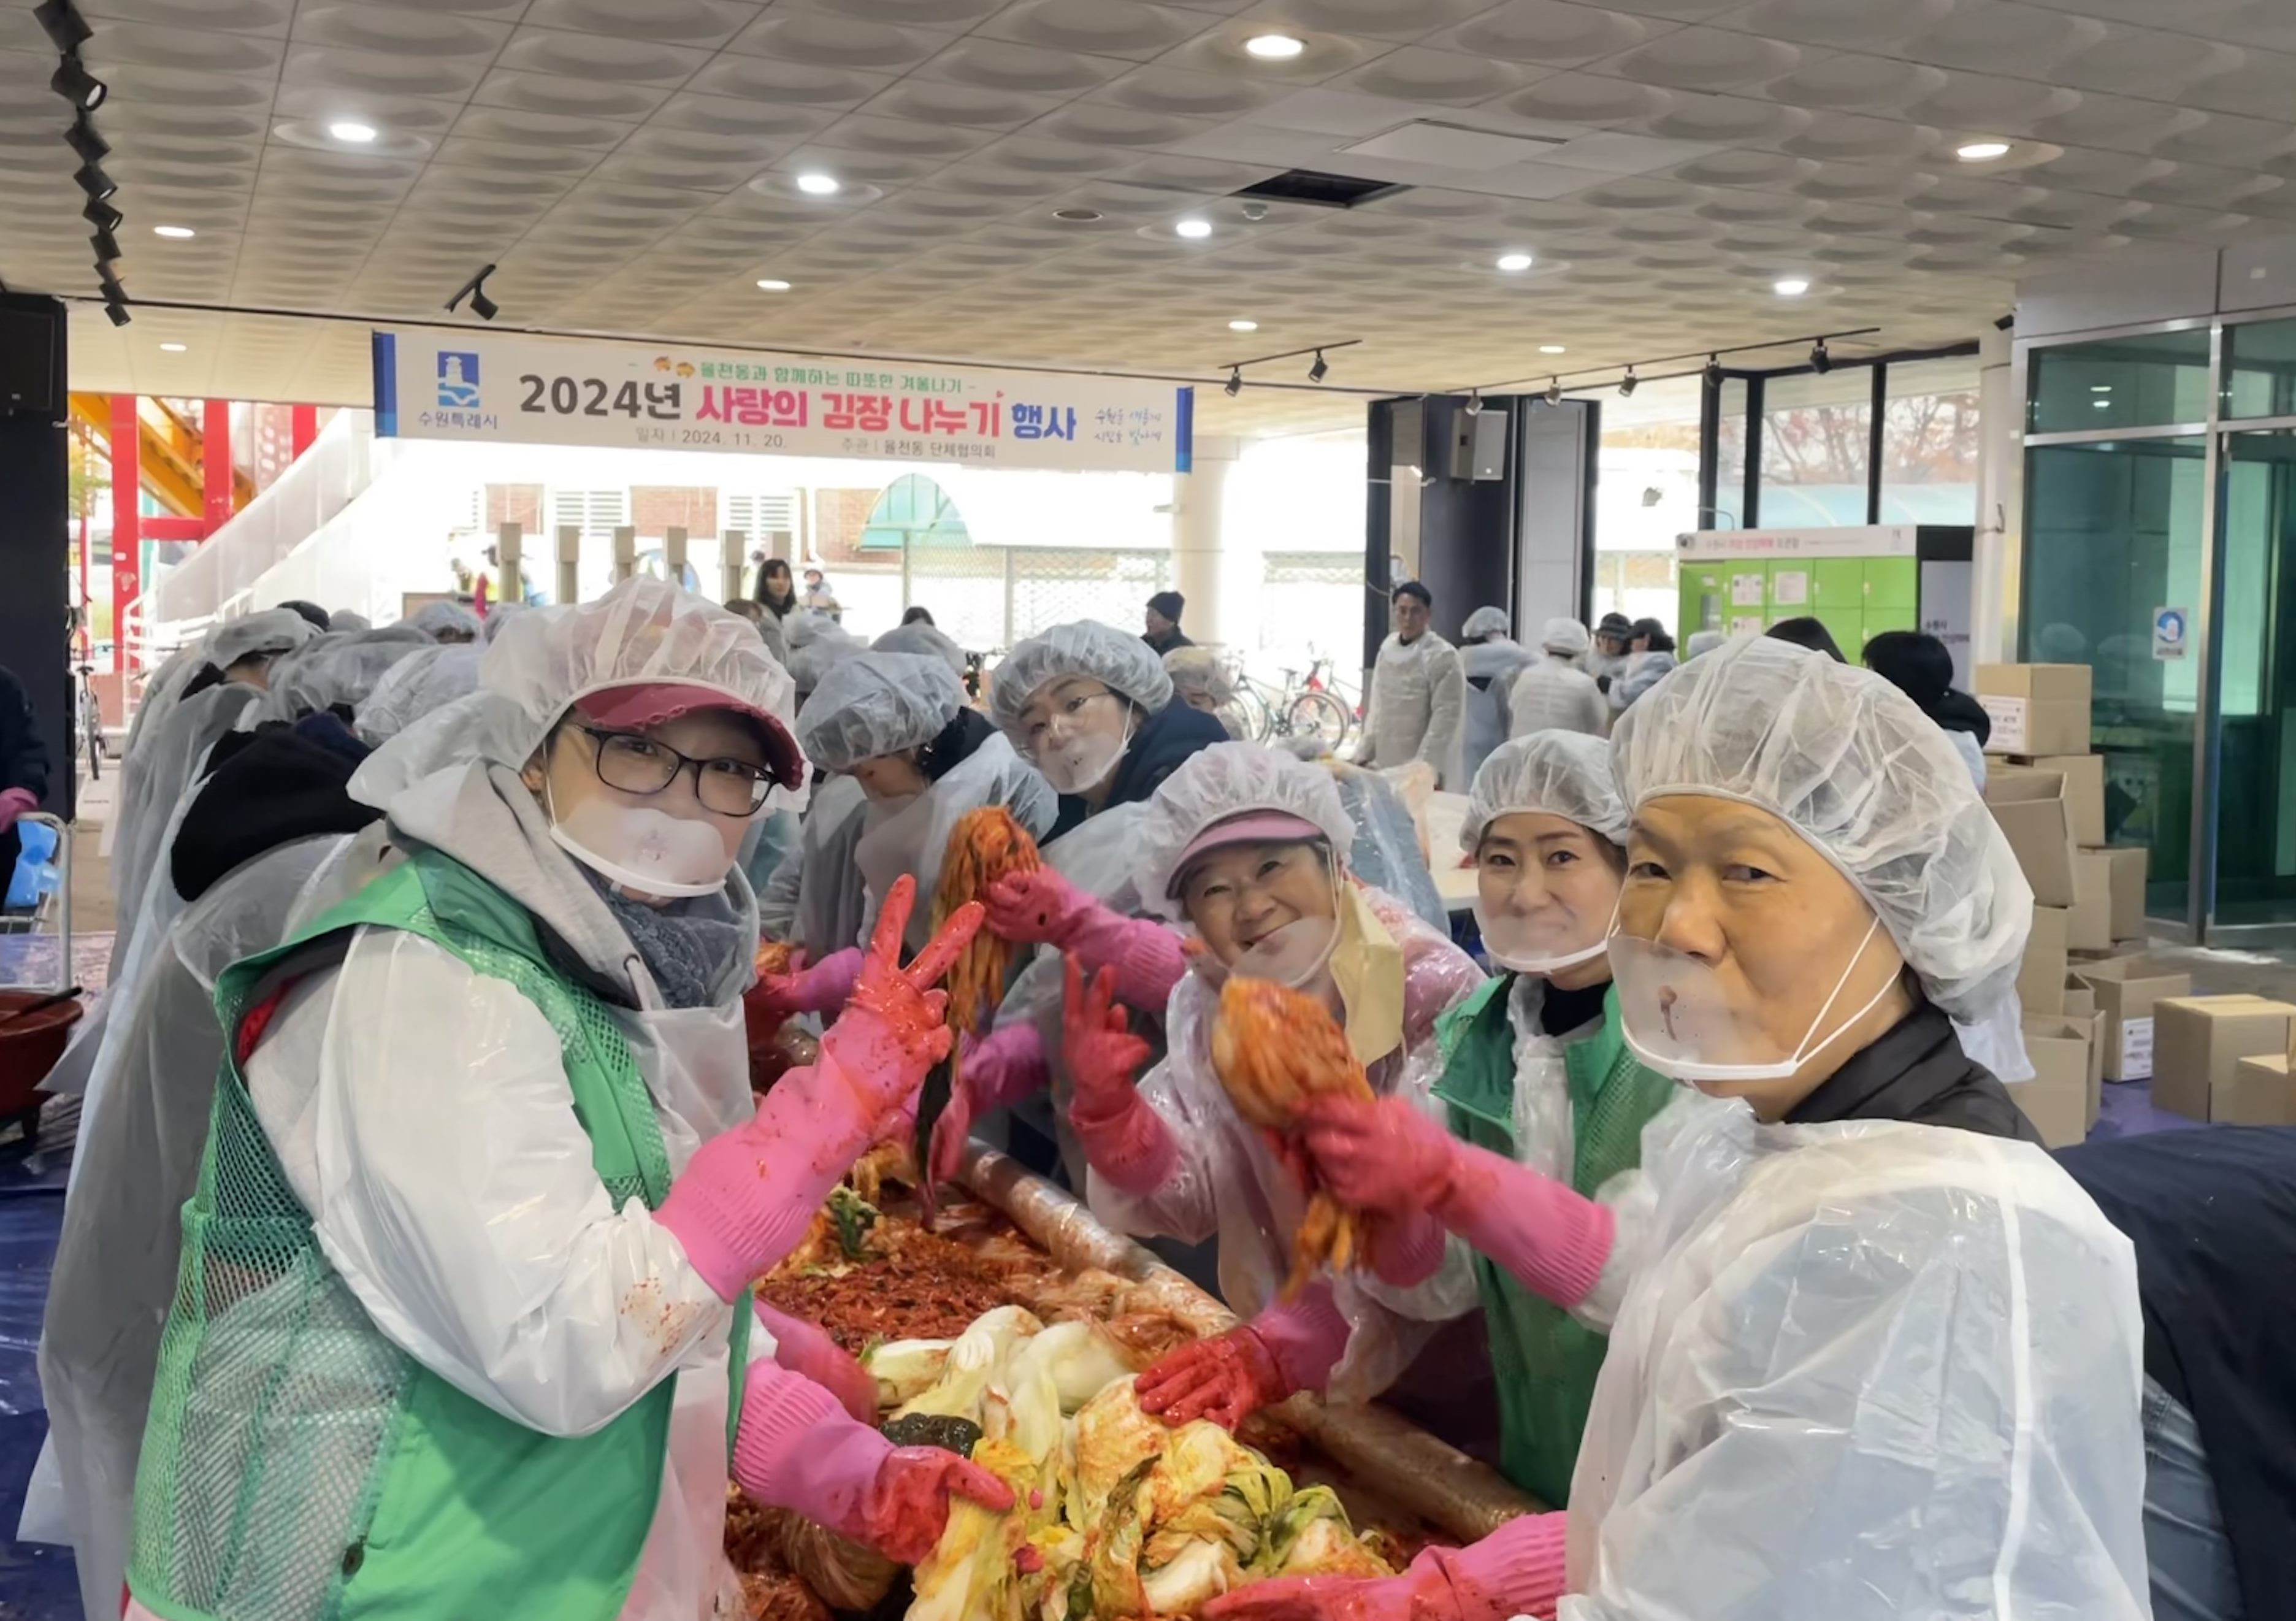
[373, 331, 1192, 474]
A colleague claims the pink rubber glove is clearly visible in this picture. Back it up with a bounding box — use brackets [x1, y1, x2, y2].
[658, 876, 983, 1300]
[0, 788, 34, 835]
[747, 946, 865, 1021]
[1136, 1281, 1352, 1429]
[732, 1357, 1014, 1566]
[927, 1022, 1049, 1189]
[1061, 956, 1176, 1194]
[985, 868, 1188, 1010]
[1303, 1095, 1613, 1311]
[1204, 1511, 1571, 1621]
[755, 1300, 876, 1425]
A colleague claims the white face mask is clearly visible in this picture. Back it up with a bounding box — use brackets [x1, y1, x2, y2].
[1609, 916, 1897, 1084]
[1037, 723, 1127, 795]
[1474, 875, 1611, 976]
[546, 781, 733, 900]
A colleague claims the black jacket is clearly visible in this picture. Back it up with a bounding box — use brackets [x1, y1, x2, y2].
[1047, 700, 1229, 841]
[0, 665, 50, 887]
[2056, 1129, 2296, 1619]
[1786, 1000, 2041, 1142]
[169, 715, 378, 903]
[1143, 627, 1193, 656]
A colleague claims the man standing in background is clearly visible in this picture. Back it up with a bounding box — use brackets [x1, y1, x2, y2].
[1142, 591, 1192, 655]
[1358, 580, 1466, 787]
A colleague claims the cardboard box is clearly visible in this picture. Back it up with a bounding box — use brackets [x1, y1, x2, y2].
[2229, 1052, 2295, 1127]
[2151, 995, 2296, 1121]
[2016, 905, 2069, 1018]
[2072, 956, 2194, 1080]
[1977, 665, 2094, 757]
[1985, 771, 2078, 906]
[2010, 754, 2105, 846]
[2062, 978, 2097, 1021]
[2014, 1015, 2095, 1147]
[2067, 849, 2114, 952]
[2083, 846, 2149, 942]
[1977, 664, 2094, 703]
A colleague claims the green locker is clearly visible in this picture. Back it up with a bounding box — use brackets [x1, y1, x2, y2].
[1811, 559, 1866, 611]
[1682, 565, 1729, 634]
[1862, 556, 1918, 610]
[1819, 611, 1866, 656]
[1670, 526, 1974, 664]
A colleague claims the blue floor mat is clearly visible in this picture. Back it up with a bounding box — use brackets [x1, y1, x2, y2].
[0, 1171, 82, 1621]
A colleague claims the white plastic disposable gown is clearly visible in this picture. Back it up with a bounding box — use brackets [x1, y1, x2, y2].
[855, 732, 1055, 951]
[106, 682, 262, 971]
[1561, 1103, 2151, 1621]
[1087, 888, 1486, 1400]
[759, 772, 867, 955]
[1360, 631, 1466, 787]
[38, 831, 383, 1620]
[1456, 636, 1533, 788]
[1507, 655, 1607, 740]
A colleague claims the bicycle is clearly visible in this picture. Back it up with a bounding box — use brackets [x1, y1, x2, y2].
[1232, 657, 1355, 751]
[75, 664, 102, 784]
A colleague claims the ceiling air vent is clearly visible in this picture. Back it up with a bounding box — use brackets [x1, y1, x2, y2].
[1231, 169, 1409, 210]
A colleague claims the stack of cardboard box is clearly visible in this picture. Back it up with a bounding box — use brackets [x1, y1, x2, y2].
[2153, 996, 2296, 1122]
[1976, 664, 2148, 957]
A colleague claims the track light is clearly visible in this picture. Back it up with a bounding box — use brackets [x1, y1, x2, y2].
[1617, 367, 1638, 398]
[1224, 367, 1242, 397]
[1464, 388, 1482, 416]
[98, 266, 126, 303]
[104, 297, 130, 328]
[91, 224, 120, 267]
[1307, 348, 1328, 383]
[35, 0, 91, 51]
[1544, 378, 1563, 406]
[50, 52, 106, 111]
[65, 111, 108, 166]
[1810, 339, 1832, 374]
[446, 263, 500, 321]
[82, 195, 121, 232]
[1703, 354, 1723, 388]
[75, 159, 115, 201]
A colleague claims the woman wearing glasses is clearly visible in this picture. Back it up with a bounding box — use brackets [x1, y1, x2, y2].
[122, 580, 1006, 1621]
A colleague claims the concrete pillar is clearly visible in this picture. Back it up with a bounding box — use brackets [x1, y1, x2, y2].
[1173, 434, 1238, 646]
[1973, 326, 2019, 664]
[611, 524, 636, 586]
[495, 521, 522, 608]
[554, 524, 580, 605]
[664, 523, 688, 590]
[720, 528, 747, 602]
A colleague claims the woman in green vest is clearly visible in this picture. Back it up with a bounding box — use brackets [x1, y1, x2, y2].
[126, 578, 1006, 1621]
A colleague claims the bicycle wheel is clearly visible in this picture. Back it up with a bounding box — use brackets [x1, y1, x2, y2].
[1284, 690, 1352, 751]
[1230, 684, 1276, 742]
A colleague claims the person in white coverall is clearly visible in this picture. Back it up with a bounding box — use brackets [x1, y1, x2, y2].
[1506, 619, 1607, 740]
[1455, 605, 1533, 788]
[1358, 580, 1465, 787]
[119, 579, 1007, 1621]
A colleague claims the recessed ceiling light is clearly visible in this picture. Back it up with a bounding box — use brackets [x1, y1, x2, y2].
[2091, 384, 2113, 392]
[152, 224, 196, 240]
[328, 121, 378, 144]
[1228, 319, 1258, 331]
[2094, 399, 2111, 408]
[795, 172, 840, 196]
[159, 342, 186, 352]
[1496, 252, 1533, 272]
[1053, 207, 1103, 223]
[1539, 344, 1566, 354]
[756, 278, 791, 291]
[1245, 33, 1305, 59]
[1956, 140, 2011, 161]
[1774, 277, 1811, 296]
[1175, 218, 1212, 239]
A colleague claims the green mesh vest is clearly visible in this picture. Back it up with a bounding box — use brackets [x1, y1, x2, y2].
[1431, 976, 1677, 1509]
[128, 849, 749, 1621]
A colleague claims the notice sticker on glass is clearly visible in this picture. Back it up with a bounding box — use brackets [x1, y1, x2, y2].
[1731, 573, 1766, 607]
[1772, 570, 1809, 606]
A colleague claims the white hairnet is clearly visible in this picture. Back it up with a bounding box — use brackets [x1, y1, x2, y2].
[482, 600, 526, 645]
[1132, 741, 1355, 920]
[787, 627, 867, 697]
[1462, 605, 1512, 641]
[328, 610, 371, 633]
[252, 631, 428, 725]
[1162, 646, 1236, 708]
[784, 608, 843, 651]
[1611, 635, 2032, 1022]
[870, 620, 966, 675]
[991, 620, 1172, 741]
[796, 651, 966, 770]
[1540, 618, 1591, 657]
[1462, 730, 1628, 850]
[1686, 629, 1725, 659]
[354, 643, 483, 743]
[411, 600, 483, 640]
[207, 608, 318, 670]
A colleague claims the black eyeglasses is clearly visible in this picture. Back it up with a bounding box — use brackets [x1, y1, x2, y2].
[572, 726, 774, 817]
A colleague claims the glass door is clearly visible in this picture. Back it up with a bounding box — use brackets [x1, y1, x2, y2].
[2212, 427, 2296, 927]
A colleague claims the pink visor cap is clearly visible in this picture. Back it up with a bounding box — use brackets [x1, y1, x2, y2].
[1168, 810, 1330, 898]
[572, 682, 805, 791]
